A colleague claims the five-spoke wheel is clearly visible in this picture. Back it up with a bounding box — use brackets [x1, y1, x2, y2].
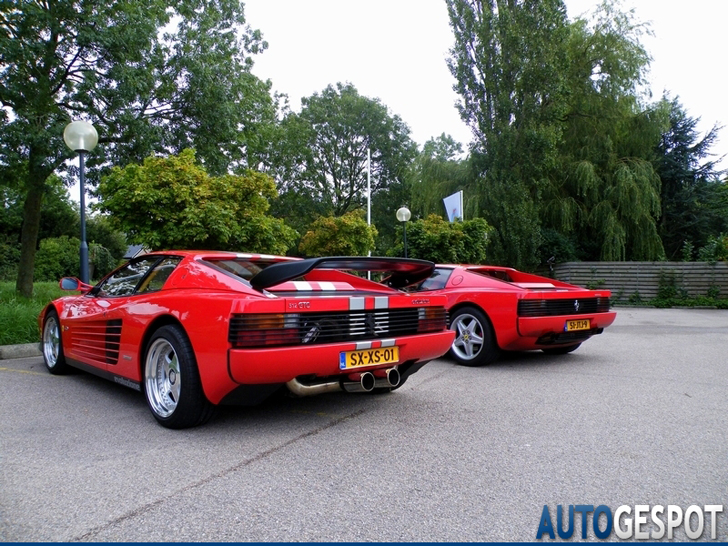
[448, 306, 500, 366]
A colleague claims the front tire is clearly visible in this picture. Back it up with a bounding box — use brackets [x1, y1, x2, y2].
[143, 325, 215, 429]
[42, 310, 70, 375]
[448, 306, 500, 366]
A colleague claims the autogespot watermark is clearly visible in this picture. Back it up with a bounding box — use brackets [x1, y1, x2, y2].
[537, 504, 724, 540]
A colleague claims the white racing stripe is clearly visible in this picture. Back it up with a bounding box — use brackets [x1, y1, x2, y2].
[292, 281, 313, 291]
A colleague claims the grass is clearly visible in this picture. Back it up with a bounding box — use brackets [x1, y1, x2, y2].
[0, 282, 66, 345]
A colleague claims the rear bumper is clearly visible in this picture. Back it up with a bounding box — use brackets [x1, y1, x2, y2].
[227, 330, 455, 384]
[515, 311, 617, 347]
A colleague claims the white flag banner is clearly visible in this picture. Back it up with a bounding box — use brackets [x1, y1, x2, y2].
[443, 190, 463, 222]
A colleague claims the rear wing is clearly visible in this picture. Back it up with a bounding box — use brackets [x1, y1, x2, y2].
[250, 257, 435, 291]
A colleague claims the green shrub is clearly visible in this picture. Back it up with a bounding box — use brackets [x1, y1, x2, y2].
[34, 236, 82, 281]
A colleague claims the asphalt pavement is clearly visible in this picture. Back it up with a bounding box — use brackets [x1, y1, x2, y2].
[1, 307, 726, 541]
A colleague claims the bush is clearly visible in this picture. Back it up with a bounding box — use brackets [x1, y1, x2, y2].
[34, 236, 81, 281]
[0, 240, 20, 281]
[390, 215, 493, 264]
[299, 212, 377, 257]
[698, 234, 728, 263]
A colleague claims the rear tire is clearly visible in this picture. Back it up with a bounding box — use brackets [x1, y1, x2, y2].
[143, 325, 215, 429]
[42, 310, 70, 375]
[448, 306, 500, 366]
[542, 343, 582, 355]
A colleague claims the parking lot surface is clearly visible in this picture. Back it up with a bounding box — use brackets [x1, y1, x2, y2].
[1, 307, 726, 541]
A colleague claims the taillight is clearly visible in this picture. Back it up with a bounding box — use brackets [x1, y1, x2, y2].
[229, 314, 300, 348]
[418, 307, 448, 332]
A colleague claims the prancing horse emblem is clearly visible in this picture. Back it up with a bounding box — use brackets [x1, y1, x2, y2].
[574, 300, 580, 312]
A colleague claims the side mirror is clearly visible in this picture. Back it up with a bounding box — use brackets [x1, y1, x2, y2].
[60, 277, 93, 293]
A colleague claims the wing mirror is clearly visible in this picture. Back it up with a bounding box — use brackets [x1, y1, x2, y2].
[60, 277, 93, 293]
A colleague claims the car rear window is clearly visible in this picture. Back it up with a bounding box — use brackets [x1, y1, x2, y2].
[414, 267, 453, 291]
[202, 258, 279, 282]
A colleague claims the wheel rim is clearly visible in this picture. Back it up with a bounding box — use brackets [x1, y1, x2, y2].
[451, 313, 485, 361]
[43, 316, 60, 368]
[145, 338, 182, 418]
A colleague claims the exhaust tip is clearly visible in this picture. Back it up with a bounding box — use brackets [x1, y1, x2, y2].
[387, 367, 401, 388]
[360, 372, 375, 391]
[341, 371, 376, 393]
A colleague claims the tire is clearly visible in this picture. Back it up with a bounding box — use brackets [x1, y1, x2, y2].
[42, 310, 70, 375]
[448, 306, 500, 366]
[542, 343, 582, 355]
[143, 324, 215, 429]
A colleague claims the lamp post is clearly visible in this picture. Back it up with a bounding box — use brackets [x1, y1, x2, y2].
[396, 206, 411, 258]
[63, 121, 98, 284]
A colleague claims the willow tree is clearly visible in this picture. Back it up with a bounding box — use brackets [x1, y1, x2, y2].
[1, 0, 274, 296]
[540, 2, 668, 261]
[446, 0, 571, 269]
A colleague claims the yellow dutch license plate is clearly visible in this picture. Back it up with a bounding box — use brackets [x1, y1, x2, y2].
[564, 319, 591, 332]
[339, 346, 400, 370]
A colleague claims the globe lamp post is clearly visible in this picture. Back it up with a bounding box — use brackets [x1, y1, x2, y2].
[396, 206, 411, 258]
[63, 121, 98, 284]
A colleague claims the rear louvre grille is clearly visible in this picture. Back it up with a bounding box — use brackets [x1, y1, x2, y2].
[70, 319, 122, 364]
[229, 308, 448, 348]
[518, 297, 610, 317]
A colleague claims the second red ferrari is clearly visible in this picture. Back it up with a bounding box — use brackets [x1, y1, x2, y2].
[409, 264, 616, 366]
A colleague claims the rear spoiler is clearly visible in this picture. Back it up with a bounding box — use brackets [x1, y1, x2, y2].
[249, 257, 435, 291]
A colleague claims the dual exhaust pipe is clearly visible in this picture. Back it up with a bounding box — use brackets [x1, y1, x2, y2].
[341, 367, 401, 393]
[286, 367, 400, 397]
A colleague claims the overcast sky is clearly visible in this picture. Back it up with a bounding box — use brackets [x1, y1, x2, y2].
[243, 0, 728, 171]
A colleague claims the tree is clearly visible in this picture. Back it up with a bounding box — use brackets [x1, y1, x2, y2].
[391, 214, 493, 264]
[541, 3, 667, 261]
[448, 0, 670, 264]
[446, 0, 571, 269]
[298, 212, 377, 257]
[1, 0, 274, 296]
[96, 149, 296, 254]
[269, 83, 417, 248]
[655, 98, 727, 259]
[407, 134, 471, 219]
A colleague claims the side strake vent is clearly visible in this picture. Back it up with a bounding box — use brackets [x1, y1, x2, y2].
[70, 319, 122, 365]
[229, 307, 448, 349]
[518, 297, 610, 317]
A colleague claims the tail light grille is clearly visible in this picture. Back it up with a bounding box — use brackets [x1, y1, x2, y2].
[518, 297, 610, 317]
[229, 307, 448, 348]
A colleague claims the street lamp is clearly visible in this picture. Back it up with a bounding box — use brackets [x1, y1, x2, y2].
[63, 121, 98, 284]
[396, 206, 411, 258]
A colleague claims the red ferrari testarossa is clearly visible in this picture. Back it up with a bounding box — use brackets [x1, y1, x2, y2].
[409, 264, 616, 366]
[39, 251, 455, 428]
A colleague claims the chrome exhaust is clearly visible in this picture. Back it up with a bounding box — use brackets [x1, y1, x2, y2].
[286, 377, 342, 397]
[373, 367, 400, 389]
[341, 371, 375, 393]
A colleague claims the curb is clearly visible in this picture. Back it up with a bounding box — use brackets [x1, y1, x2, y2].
[0, 343, 42, 360]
